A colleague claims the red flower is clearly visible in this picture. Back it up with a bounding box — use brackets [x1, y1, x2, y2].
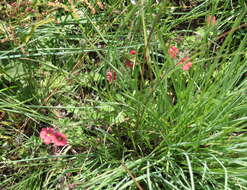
[53, 131, 68, 146]
[168, 46, 179, 58]
[177, 56, 193, 71]
[124, 60, 134, 68]
[106, 70, 117, 82]
[129, 50, 136, 55]
[182, 62, 193, 71]
[40, 128, 56, 145]
[40, 128, 68, 146]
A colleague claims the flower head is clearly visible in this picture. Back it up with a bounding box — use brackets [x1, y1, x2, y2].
[182, 62, 193, 71]
[129, 50, 136, 55]
[40, 128, 56, 145]
[53, 131, 68, 146]
[106, 70, 117, 82]
[168, 46, 179, 58]
[177, 56, 193, 71]
[40, 128, 67, 146]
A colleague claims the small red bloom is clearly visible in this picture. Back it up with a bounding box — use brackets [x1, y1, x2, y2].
[177, 56, 192, 71]
[106, 70, 117, 82]
[53, 132, 68, 146]
[124, 60, 134, 68]
[182, 62, 193, 71]
[129, 50, 136, 55]
[40, 128, 56, 145]
[40, 128, 68, 146]
[168, 46, 179, 58]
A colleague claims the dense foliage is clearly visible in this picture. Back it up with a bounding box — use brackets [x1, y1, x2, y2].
[0, 0, 246, 189]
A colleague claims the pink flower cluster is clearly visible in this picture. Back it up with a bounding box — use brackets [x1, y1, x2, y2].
[168, 46, 193, 71]
[178, 56, 193, 71]
[168, 46, 179, 59]
[40, 128, 67, 146]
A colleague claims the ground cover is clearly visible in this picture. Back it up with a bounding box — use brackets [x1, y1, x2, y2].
[0, 0, 247, 189]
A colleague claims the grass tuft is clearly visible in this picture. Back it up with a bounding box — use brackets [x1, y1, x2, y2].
[0, 0, 247, 189]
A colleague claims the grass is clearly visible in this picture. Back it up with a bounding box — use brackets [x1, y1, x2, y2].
[0, 0, 247, 189]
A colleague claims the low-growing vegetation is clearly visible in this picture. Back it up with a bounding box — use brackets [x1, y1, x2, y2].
[0, 0, 247, 189]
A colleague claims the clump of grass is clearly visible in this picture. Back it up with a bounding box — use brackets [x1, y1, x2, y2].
[0, 0, 247, 189]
